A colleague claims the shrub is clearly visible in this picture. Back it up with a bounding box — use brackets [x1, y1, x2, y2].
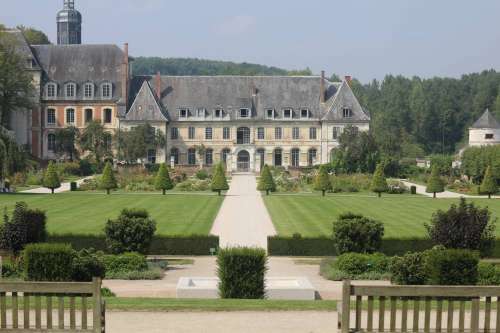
[25, 169, 43, 186]
[425, 198, 496, 256]
[78, 158, 94, 176]
[1, 260, 20, 278]
[24, 208, 47, 244]
[332, 213, 384, 254]
[217, 247, 267, 299]
[155, 163, 173, 195]
[313, 165, 332, 196]
[103, 252, 148, 273]
[105, 267, 163, 280]
[23, 243, 75, 281]
[100, 162, 117, 194]
[426, 166, 445, 198]
[478, 262, 500, 285]
[370, 163, 388, 197]
[387, 180, 408, 194]
[175, 179, 211, 191]
[257, 165, 276, 195]
[195, 169, 210, 180]
[390, 252, 427, 285]
[57, 162, 81, 177]
[101, 287, 116, 297]
[71, 248, 105, 282]
[424, 248, 479, 285]
[211, 163, 229, 196]
[330, 174, 372, 193]
[334, 252, 390, 275]
[480, 166, 498, 198]
[42, 161, 61, 194]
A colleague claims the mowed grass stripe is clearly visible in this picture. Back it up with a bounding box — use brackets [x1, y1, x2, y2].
[264, 195, 500, 238]
[0, 193, 224, 236]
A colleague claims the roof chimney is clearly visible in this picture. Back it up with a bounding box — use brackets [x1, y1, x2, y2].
[121, 43, 129, 107]
[320, 70, 326, 103]
[155, 72, 161, 99]
[344, 75, 352, 86]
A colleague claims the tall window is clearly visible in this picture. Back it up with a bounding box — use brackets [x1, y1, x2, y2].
[257, 127, 265, 140]
[342, 107, 353, 118]
[47, 108, 56, 125]
[274, 148, 282, 167]
[309, 127, 317, 140]
[170, 148, 179, 165]
[332, 127, 340, 140]
[223, 127, 230, 140]
[84, 108, 93, 123]
[46, 83, 57, 98]
[257, 148, 265, 169]
[188, 127, 195, 139]
[171, 127, 179, 140]
[291, 148, 300, 167]
[197, 108, 206, 118]
[102, 83, 112, 99]
[103, 108, 112, 124]
[237, 127, 250, 144]
[47, 133, 56, 152]
[188, 148, 196, 165]
[275, 127, 282, 140]
[221, 148, 231, 164]
[308, 148, 317, 166]
[84, 83, 94, 99]
[292, 127, 300, 140]
[65, 83, 76, 98]
[147, 149, 156, 164]
[205, 127, 213, 140]
[65, 108, 75, 124]
[205, 149, 213, 166]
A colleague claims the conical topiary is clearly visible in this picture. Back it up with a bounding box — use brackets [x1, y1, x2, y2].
[43, 161, 61, 194]
[155, 163, 173, 195]
[211, 163, 229, 196]
[100, 162, 117, 195]
[370, 163, 388, 198]
[480, 166, 498, 199]
[313, 165, 332, 196]
[257, 164, 276, 195]
[426, 165, 445, 198]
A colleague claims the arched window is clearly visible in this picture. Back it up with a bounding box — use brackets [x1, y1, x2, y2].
[47, 133, 56, 152]
[221, 148, 231, 164]
[46, 83, 57, 98]
[65, 83, 76, 98]
[84, 108, 93, 123]
[170, 148, 179, 165]
[188, 148, 196, 165]
[308, 148, 317, 166]
[46, 108, 56, 125]
[101, 83, 112, 99]
[291, 148, 300, 167]
[257, 148, 265, 169]
[84, 82, 94, 99]
[274, 148, 282, 167]
[237, 127, 251, 144]
[205, 149, 213, 166]
[65, 108, 75, 125]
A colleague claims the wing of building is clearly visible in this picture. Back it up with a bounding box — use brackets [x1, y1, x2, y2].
[468, 109, 500, 147]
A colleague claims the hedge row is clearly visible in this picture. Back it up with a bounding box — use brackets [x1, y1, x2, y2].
[48, 234, 219, 255]
[267, 236, 500, 257]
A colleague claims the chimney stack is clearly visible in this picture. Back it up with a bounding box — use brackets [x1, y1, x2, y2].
[320, 70, 326, 103]
[344, 75, 352, 86]
[155, 72, 161, 99]
[122, 43, 129, 107]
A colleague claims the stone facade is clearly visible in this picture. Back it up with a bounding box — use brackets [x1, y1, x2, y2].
[468, 109, 500, 147]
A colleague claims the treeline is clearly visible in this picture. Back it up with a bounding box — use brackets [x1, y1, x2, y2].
[131, 57, 312, 76]
[349, 70, 500, 156]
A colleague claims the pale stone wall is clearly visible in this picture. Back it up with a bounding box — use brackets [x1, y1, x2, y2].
[469, 128, 500, 147]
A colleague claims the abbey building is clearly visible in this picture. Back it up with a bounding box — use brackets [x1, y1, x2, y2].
[6, 0, 370, 172]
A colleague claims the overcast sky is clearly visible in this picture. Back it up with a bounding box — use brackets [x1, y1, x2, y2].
[1, 0, 500, 82]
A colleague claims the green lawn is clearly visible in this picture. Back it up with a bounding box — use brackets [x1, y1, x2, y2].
[264, 194, 500, 238]
[0, 192, 223, 236]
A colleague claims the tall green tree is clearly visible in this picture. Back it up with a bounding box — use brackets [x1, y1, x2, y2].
[118, 123, 165, 164]
[16, 25, 50, 45]
[211, 163, 229, 196]
[79, 121, 111, 163]
[426, 166, 445, 198]
[480, 166, 498, 199]
[54, 126, 78, 161]
[42, 161, 61, 194]
[100, 162, 117, 195]
[155, 163, 173, 195]
[313, 165, 332, 196]
[370, 163, 388, 198]
[257, 165, 276, 195]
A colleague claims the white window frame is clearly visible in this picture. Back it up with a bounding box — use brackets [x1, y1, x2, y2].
[101, 83, 112, 99]
[64, 107, 75, 125]
[257, 127, 265, 140]
[275, 127, 282, 140]
[84, 83, 94, 99]
[266, 109, 275, 119]
[205, 127, 213, 140]
[46, 83, 57, 99]
[179, 108, 189, 119]
[46, 108, 57, 126]
[171, 127, 179, 140]
[223, 127, 230, 140]
[65, 83, 76, 99]
[84, 107, 94, 124]
[300, 109, 310, 119]
[292, 127, 300, 140]
[239, 108, 250, 119]
[197, 108, 206, 118]
[188, 127, 195, 139]
[309, 127, 317, 140]
[342, 107, 353, 118]
[47, 133, 56, 152]
[214, 108, 223, 118]
[283, 108, 293, 119]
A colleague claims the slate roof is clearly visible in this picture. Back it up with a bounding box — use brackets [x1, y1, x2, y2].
[31, 44, 125, 100]
[124, 81, 168, 122]
[0, 30, 40, 70]
[126, 75, 369, 122]
[322, 81, 370, 122]
[471, 109, 500, 129]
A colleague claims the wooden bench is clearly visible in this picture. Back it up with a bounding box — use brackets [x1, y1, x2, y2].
[0, 277, 105, 332]
[338, 280, 500, 333]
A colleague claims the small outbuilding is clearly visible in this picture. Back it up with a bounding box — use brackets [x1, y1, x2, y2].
[469, 109, 500, 147]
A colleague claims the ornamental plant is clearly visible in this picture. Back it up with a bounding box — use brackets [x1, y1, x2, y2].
[257, 164, 276, 195]
[211, 163, 229, 196]
[42, 161, 61, 194]
[100, 161, 117, 194]
[332, 212, 384, 254]
[313, 165, 332, 196]
[155, 163, 173, 195]
[370, 163, 388, 198]
[426, 165, 445, 198]
[480, 166, 498, 199]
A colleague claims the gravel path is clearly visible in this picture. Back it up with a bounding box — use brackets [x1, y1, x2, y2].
[210, 173, 276, 249]
[401, 180, 499, 199]
[21, 176, 93, 194]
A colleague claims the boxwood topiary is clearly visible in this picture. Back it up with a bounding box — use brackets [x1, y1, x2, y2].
[23, 243, 75, 281]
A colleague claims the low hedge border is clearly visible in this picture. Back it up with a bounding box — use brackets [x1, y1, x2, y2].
[268, 236, 500, 257]
[48, 234, 219, 255]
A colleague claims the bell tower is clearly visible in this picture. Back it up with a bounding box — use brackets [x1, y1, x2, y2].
[57, 0, 82, 45]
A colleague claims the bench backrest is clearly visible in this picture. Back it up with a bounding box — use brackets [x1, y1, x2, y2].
[0, 277, 104, 332]
[339, 280, 500, 333]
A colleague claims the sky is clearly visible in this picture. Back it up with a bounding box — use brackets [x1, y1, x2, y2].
[1, 0, 500, 83]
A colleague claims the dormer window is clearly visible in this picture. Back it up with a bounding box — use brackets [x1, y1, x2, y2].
[301, 109, 310, 119]
[84, 83, 94, 99]
[65, 83, 76, 99]
[283, 108, 293, 119]
[179, 108, 189, 119]
[197, 108, 206, 118]
[239, 108, 250, 118]
[342, 107, 353, 118]
[214, 109, 224, 118]
[101, 83, 112, 99]
[266, 109, 275, 119]
[485, 134, 494, 140]
[46, 83, 57, 99]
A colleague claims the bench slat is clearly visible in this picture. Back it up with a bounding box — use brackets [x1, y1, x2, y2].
[496, 297, 500, 333]
[390, 297, 397, 332]
[471, 298, 479, 333]
[402, 298, 408, 332]
[58, 295, 64, 329]
[379, 296, 386, 331]
[353, 286, 500, 298]
[35, 295, 41, 329]
[23, 293, 30, 329]
[69, 296, 76, 329]
[424, 297, 431, 332]
[47, 296, 53, 329]
[356, 296, 362, 331]
[0, 292, 6, 329]
[367, 296, 374, 332]
[413, 298, 420, 332]
[436, 299, 443, 333]
[82, 296, 87, 330]
[12, 292, 18, 329]
[485, 297, 491, 333]
[459, 300, 465, 333]
[446, 300, 454, 333]
[0, 282, 93, 294]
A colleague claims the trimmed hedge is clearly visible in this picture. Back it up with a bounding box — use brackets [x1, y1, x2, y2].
[47, 234, 219, 255]
[425, 248, 479, 285]
[23, 243, 74, 281]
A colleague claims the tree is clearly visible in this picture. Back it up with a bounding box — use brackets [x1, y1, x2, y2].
[16, 25, 50, 45]
[195, 144, 207, 169]
[370, 163, 388, 197]
[257, 165, 276, 195]
[155, 163, 173, 195]
[118, 123, 165, 164]
[104, 208, 157, 254]
[100, 162, 117, 195]
[313, 165, 332, 196]
[426, 166, 445, 198]
[480, 166, 498, 199]
[332, 212, 384, 254]
[211, 163, 229, 196]
[54, 126, 78, 161]
[425, 198, 496, 256]
[43, 161, 61, 194]
[79, 121, 111, 163]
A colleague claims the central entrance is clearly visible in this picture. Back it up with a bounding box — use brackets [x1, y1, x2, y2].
[237, 150, 250, 171]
